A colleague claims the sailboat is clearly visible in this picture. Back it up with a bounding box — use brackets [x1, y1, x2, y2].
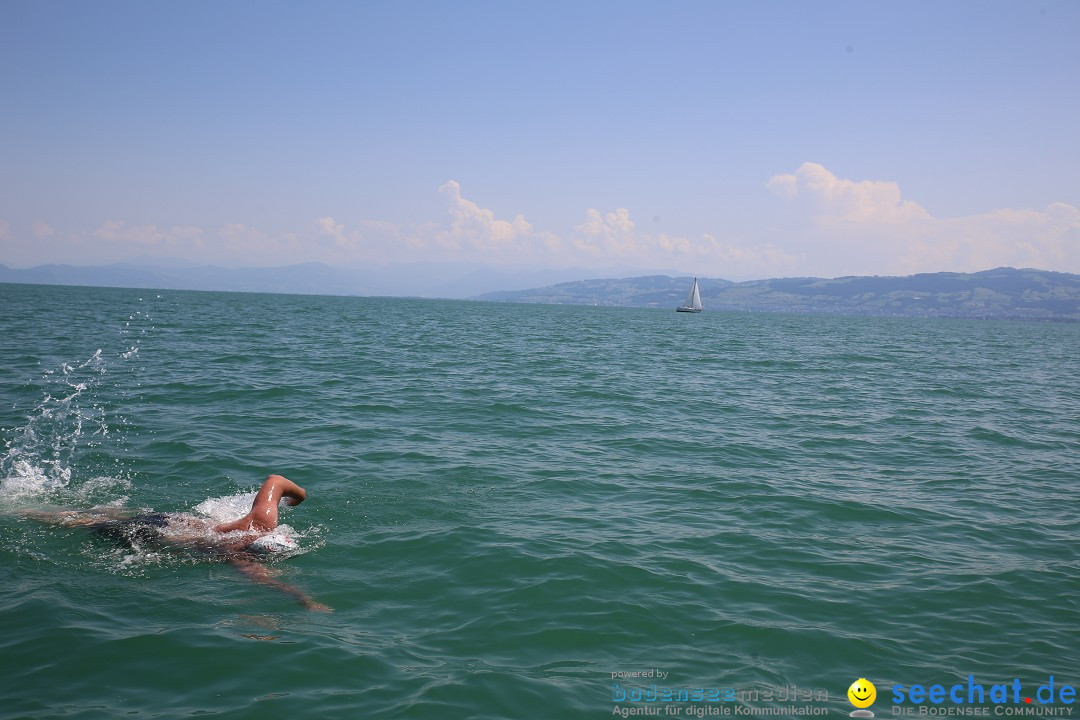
[676, 277, 703, 313]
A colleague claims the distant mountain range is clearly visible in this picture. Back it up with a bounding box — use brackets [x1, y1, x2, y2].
[0, 261, 372, 296]
[0, 261, 596, 299]
[474, 268, 1080, 321]
[2, 262, 1078, 321]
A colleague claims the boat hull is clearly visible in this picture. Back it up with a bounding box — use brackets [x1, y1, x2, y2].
[675, 307, 702, 313]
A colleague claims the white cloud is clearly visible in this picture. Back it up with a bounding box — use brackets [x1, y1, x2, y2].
[91, 220, 208, 249]
[572, 208, 637, 256]
[93, 220, 163, 245]
[316, 216, 349, 248]
[767, 162, 1080, 276]
[76, 220, 336, 266]
[216, 223, 347, 266]
[89, 220, 206, 254]
[80, 220, 295, 266]
[764, 173, 798, 200]
[658, 233, 801, 278]
[436, 180, 537, 252]
[564, 206, 798, 278]
[8, 168, 1072, 280]
[217, 223, 270, 255]
[926, 202, 1080, 273]
[354, 220, 411, 263]
[412, 182, 793, 277]
[768, 162, 930, 224]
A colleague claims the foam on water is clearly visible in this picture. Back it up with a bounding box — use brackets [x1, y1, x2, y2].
[2, 328, 315, 568]
[191, 490, 312, 557]
[192, 490, 260, 523]
[0, 349, 132, 505]
[69, 491, 314, 574]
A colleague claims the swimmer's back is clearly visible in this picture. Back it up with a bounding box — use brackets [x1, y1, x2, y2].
[90, 512, 170, 547]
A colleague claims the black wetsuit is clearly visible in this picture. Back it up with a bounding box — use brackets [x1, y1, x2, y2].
[90, 513, 170, 548]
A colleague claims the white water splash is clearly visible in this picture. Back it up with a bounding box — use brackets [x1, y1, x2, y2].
[1, 350, 109, 499]
[193, 490, 260, 523]
[0, 340, 147, 508]
[190, 490, 313, 556]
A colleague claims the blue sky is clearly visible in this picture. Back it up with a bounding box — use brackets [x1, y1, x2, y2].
[1, 1, 1078, 281]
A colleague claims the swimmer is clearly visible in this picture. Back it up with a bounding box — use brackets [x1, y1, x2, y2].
[214, 474, 306, 536]
[20, 474, 330, 612]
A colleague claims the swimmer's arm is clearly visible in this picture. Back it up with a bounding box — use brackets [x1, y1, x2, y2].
[229, 558, 332, 612]
[215, 475, 306, 534]
[275, 476, 306, 506]
[19, 508, 134, 527]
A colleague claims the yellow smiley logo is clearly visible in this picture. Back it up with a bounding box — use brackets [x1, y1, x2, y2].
[848, 678, 877, 709]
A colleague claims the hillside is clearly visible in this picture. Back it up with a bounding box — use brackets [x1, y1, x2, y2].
[473, 268, 1080, 321]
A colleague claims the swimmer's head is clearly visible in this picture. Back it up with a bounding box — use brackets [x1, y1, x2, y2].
[246, 533, 298, 554]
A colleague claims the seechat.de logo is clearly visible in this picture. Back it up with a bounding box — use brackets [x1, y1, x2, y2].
[848, 678, 877, 717]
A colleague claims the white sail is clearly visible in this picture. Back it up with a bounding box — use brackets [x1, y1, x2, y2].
[676, 277, 703, 312]
[688, 278, 702, 310]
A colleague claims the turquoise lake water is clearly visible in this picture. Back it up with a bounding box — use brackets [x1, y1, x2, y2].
[1, 283, 1078, 719]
